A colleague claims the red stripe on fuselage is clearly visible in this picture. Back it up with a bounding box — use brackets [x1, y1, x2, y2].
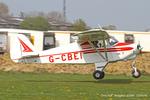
[114, 43, 133, 47]
[83, 47, 133, 54]
[12, 47, 133, 60]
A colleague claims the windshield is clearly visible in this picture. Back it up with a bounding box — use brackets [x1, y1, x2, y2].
[109, 36, 118, 46]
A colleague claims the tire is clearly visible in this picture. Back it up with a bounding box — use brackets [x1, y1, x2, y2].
[93, 70, 105, 80]
[132, 69, 141, 78]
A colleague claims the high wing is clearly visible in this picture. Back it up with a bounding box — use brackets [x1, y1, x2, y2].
[74, 29, 110, 43]
[74, 29, 110, 61]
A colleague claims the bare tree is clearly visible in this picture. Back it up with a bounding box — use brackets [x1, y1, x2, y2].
[22, 11, 66, 22]
[47, 11, 65, 22]
[0, 2, 9, 15]
[19, 12, 25, 19]
[71, 18, 88, 31]
[145, 28, 150, 32]
[22, 11, 46, 18]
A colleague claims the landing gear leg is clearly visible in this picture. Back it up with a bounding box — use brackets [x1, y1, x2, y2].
[131, 61, 141, 78]
[93, 62, 107, 80]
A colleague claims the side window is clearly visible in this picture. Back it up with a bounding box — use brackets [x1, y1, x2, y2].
[125, 34, 134, 43]
[0, 32, 8, 53]
[109, 36, 118, 46]
[43, 32, 55, 50]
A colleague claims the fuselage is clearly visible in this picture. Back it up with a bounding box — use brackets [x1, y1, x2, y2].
[13, 41, 138, 64]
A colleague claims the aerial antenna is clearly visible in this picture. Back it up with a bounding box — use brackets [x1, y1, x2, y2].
[98, 24, 104, 30]
[63, 0, 66, 21]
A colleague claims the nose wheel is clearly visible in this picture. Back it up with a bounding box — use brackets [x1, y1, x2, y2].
[132, 68, 141, 78]
[131, 61, 141, 78]
[93, 70, 105, 80]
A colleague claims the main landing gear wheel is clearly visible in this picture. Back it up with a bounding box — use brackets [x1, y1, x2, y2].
[132, 69, 141, 78]
[93, 70, 105, 80]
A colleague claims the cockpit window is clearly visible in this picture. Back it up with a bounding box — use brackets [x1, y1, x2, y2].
[92, 40, 104, 48]
[109, 36, 118, 46]
[91, 36, 118, 48]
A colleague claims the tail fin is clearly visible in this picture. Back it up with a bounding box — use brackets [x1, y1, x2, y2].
[10, 34, 38, 62]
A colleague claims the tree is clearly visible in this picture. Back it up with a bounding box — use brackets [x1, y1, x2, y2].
[20, 16, 50, 31]
[71, 18, 88, 31]
[145, 28, 150, 32]
[22, 11, 66, 22]
[0, 2, 9, 15]
[102, 25, 117, 30]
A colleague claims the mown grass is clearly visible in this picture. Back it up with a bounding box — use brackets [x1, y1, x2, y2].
[0, 72, 149, 100]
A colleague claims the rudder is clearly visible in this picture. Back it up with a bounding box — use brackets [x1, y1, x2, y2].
[10, 34, 38, 62]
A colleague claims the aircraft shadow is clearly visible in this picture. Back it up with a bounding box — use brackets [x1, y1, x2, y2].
[26, 79, 150, 84]
[95, 79, 132, 84]
[95, 79, 150, 84]
[26, 79, 132, 84]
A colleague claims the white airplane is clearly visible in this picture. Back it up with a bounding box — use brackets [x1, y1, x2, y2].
[10, 29, 142, 80]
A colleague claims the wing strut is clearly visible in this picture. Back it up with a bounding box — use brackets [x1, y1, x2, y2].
[103, 38, 108, 61]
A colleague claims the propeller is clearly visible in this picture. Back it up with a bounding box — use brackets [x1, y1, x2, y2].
[137, 41, 143, 54]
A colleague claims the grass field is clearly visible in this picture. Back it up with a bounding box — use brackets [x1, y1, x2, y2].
[0, 72, 149, 100]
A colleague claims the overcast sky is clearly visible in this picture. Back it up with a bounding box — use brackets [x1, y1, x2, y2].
[0, 0, 150, 31]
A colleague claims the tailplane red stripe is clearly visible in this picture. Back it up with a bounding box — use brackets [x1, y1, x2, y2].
[18, 38, 33, 52]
